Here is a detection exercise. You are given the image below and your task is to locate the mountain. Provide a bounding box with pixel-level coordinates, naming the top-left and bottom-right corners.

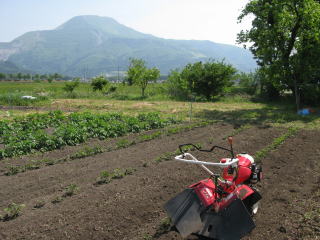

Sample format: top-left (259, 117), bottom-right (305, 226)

top-left (0, 15), bottom-right (256, 76)
top-left (0, 60), bottom-right (31, 74)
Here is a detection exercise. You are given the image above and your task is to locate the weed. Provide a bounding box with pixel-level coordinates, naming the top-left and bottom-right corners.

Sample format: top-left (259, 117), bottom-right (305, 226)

top-left (62, 184), bottom-right (80, 197)
top-left (1, 203), bottom-right (25, 221)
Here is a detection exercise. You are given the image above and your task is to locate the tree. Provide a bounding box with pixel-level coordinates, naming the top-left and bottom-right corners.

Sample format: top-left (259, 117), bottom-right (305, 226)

top-left (237, 0), bottom-right (320, 109)
top-left (63, 78), bottom-right (80, 94)
top-left (47, 75), bottom-right (54, 83)
top-left (180, 60), bottom-right (237, 100)
top-left (0, 73), bottom-right (6, 81)
top-left (33, 74), bottom-right (40, 82)
top-left (91, 75), bottom-right (109, 91)
top-left (40, 74), bottom-right (47, 81)
top-left (127, 58), bottom-right (160, 97)
top-left (237, 72), bottom-right (258, 95)
top-left (166, 69), bottom-right (191, 100)
top-left (53, 73), bottom-right (62, 81)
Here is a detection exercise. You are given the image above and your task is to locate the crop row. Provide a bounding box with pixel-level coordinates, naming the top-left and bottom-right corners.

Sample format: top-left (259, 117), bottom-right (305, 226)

top-left (4, 120), bottom-right (214, 176)
top-left (0, 111), bottom-right (178, 159)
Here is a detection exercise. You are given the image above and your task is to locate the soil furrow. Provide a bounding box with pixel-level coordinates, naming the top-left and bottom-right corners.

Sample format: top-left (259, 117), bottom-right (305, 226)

top-left (0, 125), bottom-right (284, 240)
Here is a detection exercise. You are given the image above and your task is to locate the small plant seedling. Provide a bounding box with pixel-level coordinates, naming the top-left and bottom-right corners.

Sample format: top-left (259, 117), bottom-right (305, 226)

top-left (1, 203), bottom-right (25, 221)
top-left (95, 168), bottom-right (136, 185)
top-left (63, 184), bottom-right (80, 197)
top-left (96, 171), bottom-right (112, 185)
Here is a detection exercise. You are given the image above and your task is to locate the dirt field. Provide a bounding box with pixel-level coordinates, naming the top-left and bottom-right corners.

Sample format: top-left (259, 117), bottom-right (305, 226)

top-left (0, 122), bottom-right (319, 240)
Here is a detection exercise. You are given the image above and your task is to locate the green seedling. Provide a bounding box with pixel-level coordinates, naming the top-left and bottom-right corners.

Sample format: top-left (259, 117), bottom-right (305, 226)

top-left (62, 184), bottom-right (80, 197)
top-left (1, 203), bottom-right (25, 221)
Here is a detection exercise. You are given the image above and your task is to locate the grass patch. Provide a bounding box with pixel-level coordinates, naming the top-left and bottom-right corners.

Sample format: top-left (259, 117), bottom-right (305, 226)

top-left (0, 93), bottom-right (49, 106)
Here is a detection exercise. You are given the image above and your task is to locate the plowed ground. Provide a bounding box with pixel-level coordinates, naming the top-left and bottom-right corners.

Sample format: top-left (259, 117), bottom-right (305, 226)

top-left (0, 123), bottom-right (319, 240)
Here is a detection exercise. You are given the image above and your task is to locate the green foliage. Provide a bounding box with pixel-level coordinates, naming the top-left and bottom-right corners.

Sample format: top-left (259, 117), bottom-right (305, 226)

top-left (166, 69), bottom-right (191, 100)
top-left (95, 168), bottom-right (136, 185)
top-left (127, 58), bottom-right (160, 97)
top-left (0, 93), bottom-right (48, 106)
top-left (63, 78), bottom-right (80, 93)
top-left (255, 127), bottom-right (299, 162)
top-left (238, 0), bottom-right (320, 108)
top-left (0, 73), bottom-right (6, 81)
top-left (1, 203), bottom-right (25, 221)
top-left (237, 72), bottom-right (258, 95)
top-left (0, 111), bottom-right (176, 159)
top-left (167, 61), bottom-right (237, 100)
top-left (63, 184), bottom-right (80, 197)
top-left (91, 75), bottom-right (109, 92)
top-left (70, 146), bottom-right (103, 159)
top-left (116, 139), bottom-right (135, 149)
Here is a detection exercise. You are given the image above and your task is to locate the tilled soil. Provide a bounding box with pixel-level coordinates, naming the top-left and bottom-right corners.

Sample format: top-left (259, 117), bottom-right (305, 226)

top-left (0, 123), bottom-right (318, 240)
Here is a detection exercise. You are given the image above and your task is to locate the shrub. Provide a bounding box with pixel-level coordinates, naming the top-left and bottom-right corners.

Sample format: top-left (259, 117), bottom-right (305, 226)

top-left (91, 76), bottom-right (109, 92)
top-left (63, 78), bottom-right (80, 93)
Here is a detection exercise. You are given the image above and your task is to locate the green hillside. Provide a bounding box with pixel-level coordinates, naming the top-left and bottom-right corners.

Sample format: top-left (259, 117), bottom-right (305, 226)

top-left (0, 15), bottom-right (256, 76)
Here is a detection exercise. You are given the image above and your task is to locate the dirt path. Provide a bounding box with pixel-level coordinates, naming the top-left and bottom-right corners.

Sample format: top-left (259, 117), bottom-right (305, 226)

top-left (0, 124), bottom-right (311, 240)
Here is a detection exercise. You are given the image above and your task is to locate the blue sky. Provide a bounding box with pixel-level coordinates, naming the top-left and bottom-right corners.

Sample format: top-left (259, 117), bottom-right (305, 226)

top-left (0, 0), bottom-right (251, 45)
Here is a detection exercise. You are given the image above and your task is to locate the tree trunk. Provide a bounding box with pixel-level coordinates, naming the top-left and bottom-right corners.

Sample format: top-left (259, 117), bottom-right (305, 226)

top-left (293, 76), bottom-right (300, 112)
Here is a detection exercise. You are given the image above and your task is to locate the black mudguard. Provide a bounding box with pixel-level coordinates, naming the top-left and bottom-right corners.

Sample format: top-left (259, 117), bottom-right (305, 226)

top-left (164, 189), bottom-right (204, 238)
top-left (165, 190), bottom-right (256, 240)
top-left (199, 198), bottom-right (255, 240)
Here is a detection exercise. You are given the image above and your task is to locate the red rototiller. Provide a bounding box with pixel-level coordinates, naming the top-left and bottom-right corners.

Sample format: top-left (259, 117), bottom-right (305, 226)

top-left (165, 137), bottom-right (263, 240)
